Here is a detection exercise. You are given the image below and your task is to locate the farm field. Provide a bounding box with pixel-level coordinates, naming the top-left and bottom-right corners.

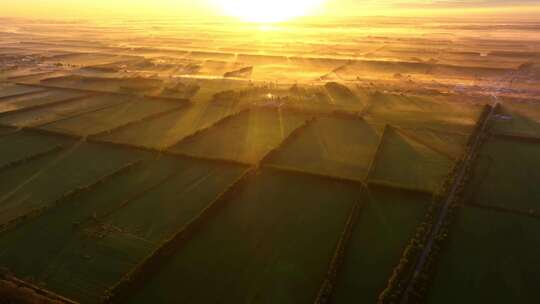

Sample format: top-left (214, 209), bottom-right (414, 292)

top-left (427, 206), bottom-right (540, 304)
top-left (332, 187), bottom-right (431, 303)
top-left (169, 108), bottom-right (310, 163)
top-left (40, 98), bottom-right (182, 136)
top-left (491, 102), bottom-right (540, 137)
top-left (265, 116), bottom-right (384, 181)
top-left (0, 94), bottom-right (129, 128)
top-left (97, 103), bottom-right (240, 149)
top-left (464, 137), bottom-right (540, 212)
top-left (0, 156), bottom-right (246, 303)
top-left (368, 127), bottom-right (454, 193)
top-left (124, 168), bottom-right (362, 304)
top-left (0, 89), bottom-right (87, 114)
top-left (0, 141), bottom-right (148, 225)
top-left (0, 130), bottom-right (73, 168)
top-left (0, 14), bottom-right (539, 304)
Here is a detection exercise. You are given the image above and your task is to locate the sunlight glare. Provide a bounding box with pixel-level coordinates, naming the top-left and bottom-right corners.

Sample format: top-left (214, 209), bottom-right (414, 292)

top-left (213, 0), bottom-right (325, 23)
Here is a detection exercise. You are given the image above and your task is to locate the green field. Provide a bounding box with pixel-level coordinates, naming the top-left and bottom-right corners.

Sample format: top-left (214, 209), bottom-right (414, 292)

top-left (464, 137), bottom-right (540, 211)
top-left (0, 94), bottom-right (128, 128)
top-left (97, 103), bottom-right (239, 149)
top-left (397, 128), bottom-right (469, 160)
top-left (124, 169), bottom-right (362, 304)
top-left (369, 127), bottom-right (453, 193)
top-left (0, 89), bottom-right (86, 114)
top-left (0, 142), bottom-right (147, 225)
top-left (427, 207), bottom-right (540, 304)
top-left (0, 156), bottom-right (246, 303)
top-left (40, 98), bottom-right (181, 136)
top-left (491, 102), bottom-right (540, 137)
top-left (333, 187), bottom-right (430, 303)
top-left (169, 108), bottom-right (310, 163)
top-left (365, 94), bottom-right (482, 133)
top-left (0, 130), bottom-right (73, 168)
top-left (265, 116), bottom-right (383, 181)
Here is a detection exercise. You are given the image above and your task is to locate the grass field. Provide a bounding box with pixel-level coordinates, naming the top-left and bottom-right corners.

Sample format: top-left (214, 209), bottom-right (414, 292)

top-left (369, 127), bottom-right (453, 193)
top-left (169, 108), bottom-right (310, 163)
top-left (0, 94), bottom-right (128, 128)
top-left (0, 130), bottom-right (73, 168)
top-left (124, 169), bottom-right (362, 304)
top-left (97, 103), bottom-right (239, 149)
top-left (265, 116), bottom-right (383, 181)
top-left (333, 187), bottom-right (431, 303)
top-left (0, 89), bottom-right (86, 114)
top-left (427, 207), bottom-right (540, 304)
top-left (464, 137), bottom-right (540, 211)
top-left (0, 142), bottom-right (148, 225)
top-left (40, 98), bottom-right (180, 136)
top-left (365, 94), bottom-right (483, 133)
top-left (491, 102), bottom-right (540, 137)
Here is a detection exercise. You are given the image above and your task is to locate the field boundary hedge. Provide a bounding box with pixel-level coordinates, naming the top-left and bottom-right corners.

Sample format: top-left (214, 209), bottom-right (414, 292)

top-left (0, 93), bottom-right (97, 118)
top-left (365, 124), bottom-right (389, 181)
top-left (489, 132), bottom-right (540, 144)
top-left (0, 144), bottom-right (64, 172)
top-left (260, 117), bottom-right (317, 165)
top-left (467, 202), bottom-right (540, 220)
top-left (90, 103), bottom-right (190, 138)
top-left (165, 108), bottom-right (250, 150)
top-left (103, 167), bottom-right (256, 303)
top-left (315, 199), bottom-right (364, 304)
top-left (395, 127), bottom-right (457, 160)
top-left (0, 272), bottom-right (78, 304)
top-left (263, 164), bottom-right (365, 187)
top-left (0, 88), bottom-right (48, 101)
top-left (367, 180), bottom-right (434, 197)
top-left (0, 160), bottom-right (144, 236)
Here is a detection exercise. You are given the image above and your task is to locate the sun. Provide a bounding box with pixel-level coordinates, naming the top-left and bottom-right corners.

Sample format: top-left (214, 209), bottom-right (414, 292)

top-left (213, 0), bottom-right (325, 23)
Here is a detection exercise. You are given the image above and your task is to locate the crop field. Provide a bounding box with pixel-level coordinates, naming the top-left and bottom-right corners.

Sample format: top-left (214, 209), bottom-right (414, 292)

top-left (265, 116), bottom-right (384, 181)
top-left (368, 127), bottom-right (454, 193)
top-left (332, 187), bottom-right (431, 303)
top-left (40, 98), bottom-right (182, 136)
top-left (491, 102), bottom-right (540, 137)
top-left (0, 156), bottom-right (246, 303)
top-left (427, 206), bottom-right (540, 304)
top-left (0, 94), bottom-right (129, 128)
top-left (96, 103), bottom-right (240, 149)
top-left (124, 168), bottom-right (361, 304)
top-left (169, 108), bottom-right (310, 163)
top-left (463, 137), bottom-right (540, 212)
top-left (0, 130), bottom-right (73, 168)
top-left (0, 15), bottom-right (539, 304)
top-left (0, 89), bottom-right (87, 114)
top-left (0, 141), bottom-right (148, 225)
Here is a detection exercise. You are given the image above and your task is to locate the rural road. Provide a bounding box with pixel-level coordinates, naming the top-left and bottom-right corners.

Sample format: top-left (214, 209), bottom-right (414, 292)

top-left (400, 102), bottom-right (498, 304)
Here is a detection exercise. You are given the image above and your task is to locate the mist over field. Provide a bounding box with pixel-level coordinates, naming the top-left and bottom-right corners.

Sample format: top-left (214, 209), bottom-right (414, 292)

top-left (0, 1), bottom-right (539, 303)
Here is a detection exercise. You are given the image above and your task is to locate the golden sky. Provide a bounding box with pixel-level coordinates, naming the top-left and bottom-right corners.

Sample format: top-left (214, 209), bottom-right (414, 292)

top-left (2, 0), bottom-right (540, 19)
